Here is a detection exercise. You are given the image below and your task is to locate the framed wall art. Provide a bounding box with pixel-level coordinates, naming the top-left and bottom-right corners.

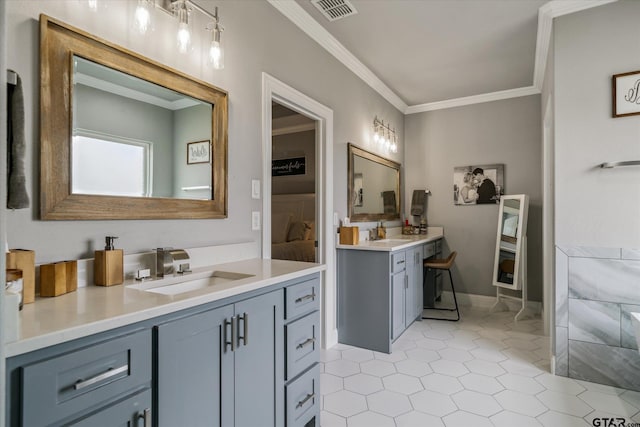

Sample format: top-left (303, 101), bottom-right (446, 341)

top-left (453, 164), bottom-right (504, 206)
top-left (613, 70), bottom-right (640, 118)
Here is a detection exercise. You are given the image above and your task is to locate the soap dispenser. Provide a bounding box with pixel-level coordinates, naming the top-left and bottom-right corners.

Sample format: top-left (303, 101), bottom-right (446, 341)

top-left (94, 236), bottom-right (124, 286)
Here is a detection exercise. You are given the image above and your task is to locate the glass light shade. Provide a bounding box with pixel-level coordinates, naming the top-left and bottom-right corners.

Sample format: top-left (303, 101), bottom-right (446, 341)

top-left (177, 21), bottom-right (191, 53)
top-left (87, 0), bottom-right (98, 11)
top-left (134, 0), bottom-right (152, 35)
top-left (209, 39), bottom-right (224, 69)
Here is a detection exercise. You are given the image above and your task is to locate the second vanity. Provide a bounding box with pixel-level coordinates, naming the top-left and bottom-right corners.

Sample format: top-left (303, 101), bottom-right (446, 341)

top-left (5, 256), bottom-right (324, 427)
top-left (337, 227), bottom-right (444, 353)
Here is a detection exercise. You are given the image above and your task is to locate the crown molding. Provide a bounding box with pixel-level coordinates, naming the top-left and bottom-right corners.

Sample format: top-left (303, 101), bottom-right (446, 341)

top-left (267, 0), bottom-right (408, 112)
top-left (533, 0), bottom-right (618, 90)
top-left (268, 0), bottom-right (618, 114)
top-left (405, 86), bottom-right (540, 114)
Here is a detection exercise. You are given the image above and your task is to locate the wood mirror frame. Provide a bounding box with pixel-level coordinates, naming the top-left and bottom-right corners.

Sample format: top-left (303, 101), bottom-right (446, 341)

top-left (347, 143), bottom-right (401, 222)
top-left (40, 15), bottom-right (228, 220)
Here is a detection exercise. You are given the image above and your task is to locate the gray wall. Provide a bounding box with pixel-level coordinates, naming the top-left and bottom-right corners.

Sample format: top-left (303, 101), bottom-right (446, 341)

top-left (553, 0), bottom-right (640, 388)
top-left (5, 1), bottom-right (403, 263)
top-left (555, 0), bottom-right (640, 248)
top-left (272, 130), bottom-right (316, 195)
top-left (404, 96), bottom-right (542, 301)
top-left (173, 104), bottom-right (212, 198)
top-left (75, 85), bottom-right (174, 197)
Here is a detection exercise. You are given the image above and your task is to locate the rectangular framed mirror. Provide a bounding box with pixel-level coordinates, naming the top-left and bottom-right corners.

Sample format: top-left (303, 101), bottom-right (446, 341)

top-left (347, 143), bottom-right (401, 222)
top-left (40, 15), bottom-right (228, 220)
top-left (492, 194), bottom-right (529, 290)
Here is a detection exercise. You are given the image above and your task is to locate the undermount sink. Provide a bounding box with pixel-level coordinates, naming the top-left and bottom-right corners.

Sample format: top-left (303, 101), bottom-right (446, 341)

top-left (127, 270), bottom-right (255, 296)
top-left (631, 312), bottom-right (640, 351)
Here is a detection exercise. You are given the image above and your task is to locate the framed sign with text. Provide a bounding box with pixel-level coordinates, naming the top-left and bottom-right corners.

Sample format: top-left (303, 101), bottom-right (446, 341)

top-left (613, 70), bottom-right (640, 118)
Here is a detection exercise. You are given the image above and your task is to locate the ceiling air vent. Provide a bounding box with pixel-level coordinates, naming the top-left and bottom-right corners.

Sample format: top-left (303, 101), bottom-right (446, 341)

top-left (311, 0), bottom-right (358, 22)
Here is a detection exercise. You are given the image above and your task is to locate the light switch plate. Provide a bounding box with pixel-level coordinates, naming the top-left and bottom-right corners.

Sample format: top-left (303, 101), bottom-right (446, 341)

top-left (251, 180), bottom-right (261, 199)
top-left (333, 212), bottom-right (339, 226)
top-left (252, 211), bottom-right (261, 230)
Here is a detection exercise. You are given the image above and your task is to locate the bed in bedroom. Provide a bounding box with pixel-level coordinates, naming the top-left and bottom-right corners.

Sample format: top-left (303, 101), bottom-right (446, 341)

top-left (271, 193), bottom-right (316, 262)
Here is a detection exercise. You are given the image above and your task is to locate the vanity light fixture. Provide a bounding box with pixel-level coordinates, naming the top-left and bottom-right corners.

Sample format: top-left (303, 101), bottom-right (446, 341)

top-left (373, 117), bottom-right (398, 154)
top-left (132, 0), bottom-right (225, 67)
top-left (134, 0), bottom-right (154, 35)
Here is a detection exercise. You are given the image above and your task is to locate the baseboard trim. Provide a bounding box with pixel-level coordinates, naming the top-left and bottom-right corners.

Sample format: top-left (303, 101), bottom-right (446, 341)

top-left (441, 290), bottom-right (542, 314)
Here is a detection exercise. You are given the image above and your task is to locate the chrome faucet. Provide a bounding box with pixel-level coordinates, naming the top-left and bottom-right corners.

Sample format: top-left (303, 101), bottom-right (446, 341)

top-left (156, 248), bottom-right (191, 278)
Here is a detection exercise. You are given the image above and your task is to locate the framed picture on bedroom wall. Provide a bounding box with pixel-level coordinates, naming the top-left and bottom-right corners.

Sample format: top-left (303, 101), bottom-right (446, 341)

top-left (453, 164), bottom-right (504, 205)
top-left (272, 157), bottom-right (306, 177)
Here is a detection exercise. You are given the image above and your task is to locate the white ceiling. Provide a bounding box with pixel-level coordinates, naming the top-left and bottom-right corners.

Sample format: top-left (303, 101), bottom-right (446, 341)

top-left (271, 0), bottom-right (618, 113)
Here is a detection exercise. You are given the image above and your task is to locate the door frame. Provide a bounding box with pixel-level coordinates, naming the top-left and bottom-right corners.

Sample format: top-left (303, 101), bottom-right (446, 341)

top-left (261, 73), bottom-right (337, 348)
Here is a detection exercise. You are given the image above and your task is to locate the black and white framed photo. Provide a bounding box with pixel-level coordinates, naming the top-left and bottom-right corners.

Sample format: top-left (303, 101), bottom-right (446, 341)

top-left (186, 140), bottom-right (211, 164)
top-left (613, 70), bottom-right (640, 118)
top-left (453, 164), bottom-right (504, 205)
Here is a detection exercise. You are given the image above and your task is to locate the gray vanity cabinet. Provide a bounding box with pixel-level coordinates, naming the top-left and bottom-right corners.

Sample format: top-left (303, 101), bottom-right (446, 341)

top-left (155, 304), bottom-right (234, 427)
top-left (338, 244), bottom-right (427, 353)
top-left (406, 246), bottom-right (424, 326)
top-left (155, 290), bottom-right (284, 427)
top-left (6, 272), bottom-right (320, 427)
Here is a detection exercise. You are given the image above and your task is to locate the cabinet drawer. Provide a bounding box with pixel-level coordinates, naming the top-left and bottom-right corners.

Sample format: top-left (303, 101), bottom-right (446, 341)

top-left (70, 388), bottom-right (151, 427)
top-left (286, 364), bottom-right (320, 427)
top-left (423, 242), bottom-right (435, 259)
top-left (22, 329), bottom-right (151, 427)
top-left (286, 311), bottom-right (320, 381)
top-left (391, 251), bottom-right (406, 273)
top-left (435, 239), bottom-right (442, 253)
top-left (285, 276), bottom-right (320, 320)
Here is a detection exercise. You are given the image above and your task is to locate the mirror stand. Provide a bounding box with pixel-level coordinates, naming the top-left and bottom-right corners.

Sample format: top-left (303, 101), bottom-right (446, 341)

top-left (490, 194), bottom-right (531, 322)
top-left (491, 235), bottom-right (530, 321)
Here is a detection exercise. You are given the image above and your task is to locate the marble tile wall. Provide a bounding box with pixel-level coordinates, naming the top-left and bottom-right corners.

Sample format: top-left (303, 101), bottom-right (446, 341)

top-left (555, 246), bottom-right (640, 391)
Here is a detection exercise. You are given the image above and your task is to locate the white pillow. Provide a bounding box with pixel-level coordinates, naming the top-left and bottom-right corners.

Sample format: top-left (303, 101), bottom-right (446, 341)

top-left (272, 213), bottom-right (292, 244)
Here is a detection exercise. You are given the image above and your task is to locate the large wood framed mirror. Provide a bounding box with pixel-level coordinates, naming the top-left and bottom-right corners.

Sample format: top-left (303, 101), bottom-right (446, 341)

top-left (347, 143), bottom-right (401, 222)
top-left (40, 15), bottom-right (228, 220)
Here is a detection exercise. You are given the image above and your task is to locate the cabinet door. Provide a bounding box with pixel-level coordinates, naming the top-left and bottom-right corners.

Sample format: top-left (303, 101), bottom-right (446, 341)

top-left (156, 304), bottom-right (234, 427)
top-left (413, 248), bottom-right (424, 321)
top-left (70, 389), bottom-right (151, 427)
top-left (392, 271), bottom-right (405, 340)
top-left (234, 290), bottom-right (284, 427)
top-left (405, 250), bottom-right (416, 327)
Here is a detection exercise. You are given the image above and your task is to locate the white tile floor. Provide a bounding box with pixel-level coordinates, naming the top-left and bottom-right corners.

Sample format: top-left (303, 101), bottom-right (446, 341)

top-left (320, 307), bottom-right (640, 427)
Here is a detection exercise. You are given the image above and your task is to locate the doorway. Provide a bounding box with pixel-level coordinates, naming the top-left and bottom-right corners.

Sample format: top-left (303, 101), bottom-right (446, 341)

top-left (261, 73), bottom-right (336, 349)
top-left (270, 102), bottom-right (317, 263)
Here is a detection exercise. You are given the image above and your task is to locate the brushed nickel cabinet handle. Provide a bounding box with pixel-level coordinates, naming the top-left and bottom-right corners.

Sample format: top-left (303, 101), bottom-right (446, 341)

top-left (74, 365), bottom-right (128, 390)
top-left (138, 408), bottom-right (151, 427)
top-left (296, 392), bottom-right (315, 409)
top-left (295, 292), bottom-right (316, 304)
top-left (238, 312), bottom-right (248, 346)
top-left (224, 317), bottom-right (237, 352)
top-left (296, 337), bottom-right (316, 350)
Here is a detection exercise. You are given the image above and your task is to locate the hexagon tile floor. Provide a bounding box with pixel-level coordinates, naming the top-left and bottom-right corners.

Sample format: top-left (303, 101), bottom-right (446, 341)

top-left (320, 307), bottom-right (640, 427)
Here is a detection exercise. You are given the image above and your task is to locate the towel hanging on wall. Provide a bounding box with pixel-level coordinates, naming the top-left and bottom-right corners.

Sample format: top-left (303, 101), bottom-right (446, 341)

top-left (410, 189), bottom-right (426, 216)
top-left (7, 70), bottom-right (30, 209)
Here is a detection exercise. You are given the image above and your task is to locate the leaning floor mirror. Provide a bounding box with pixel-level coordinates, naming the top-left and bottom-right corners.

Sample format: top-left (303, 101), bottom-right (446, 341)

top-left (491, 194), bottom-right (529, 320)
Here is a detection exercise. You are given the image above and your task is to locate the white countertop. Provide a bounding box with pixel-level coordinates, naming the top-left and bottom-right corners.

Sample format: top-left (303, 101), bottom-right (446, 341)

top-left (336, 227), bottom-right (444, 252)
top-left (6, 258), bottom-right (324, 358)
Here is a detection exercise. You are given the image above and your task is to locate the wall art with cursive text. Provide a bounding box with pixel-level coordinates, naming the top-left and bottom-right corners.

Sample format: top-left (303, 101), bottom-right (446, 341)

top-left (186, 140), bottom-right (211, 164)
top-left (613, 70), bottom-right (640, 118)
top-left (272, 157), bottom-right (306, 177)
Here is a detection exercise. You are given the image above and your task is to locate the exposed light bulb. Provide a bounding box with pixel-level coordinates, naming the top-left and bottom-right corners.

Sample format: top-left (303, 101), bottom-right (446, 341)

top-left (177, 22), bottom-right (191, 53)
top-left (373, 131), bottom-right (379, 143)
top-left (208, 23), bottom-right (224, 69)
top-left (135, 0), bottom-right (152, 35)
